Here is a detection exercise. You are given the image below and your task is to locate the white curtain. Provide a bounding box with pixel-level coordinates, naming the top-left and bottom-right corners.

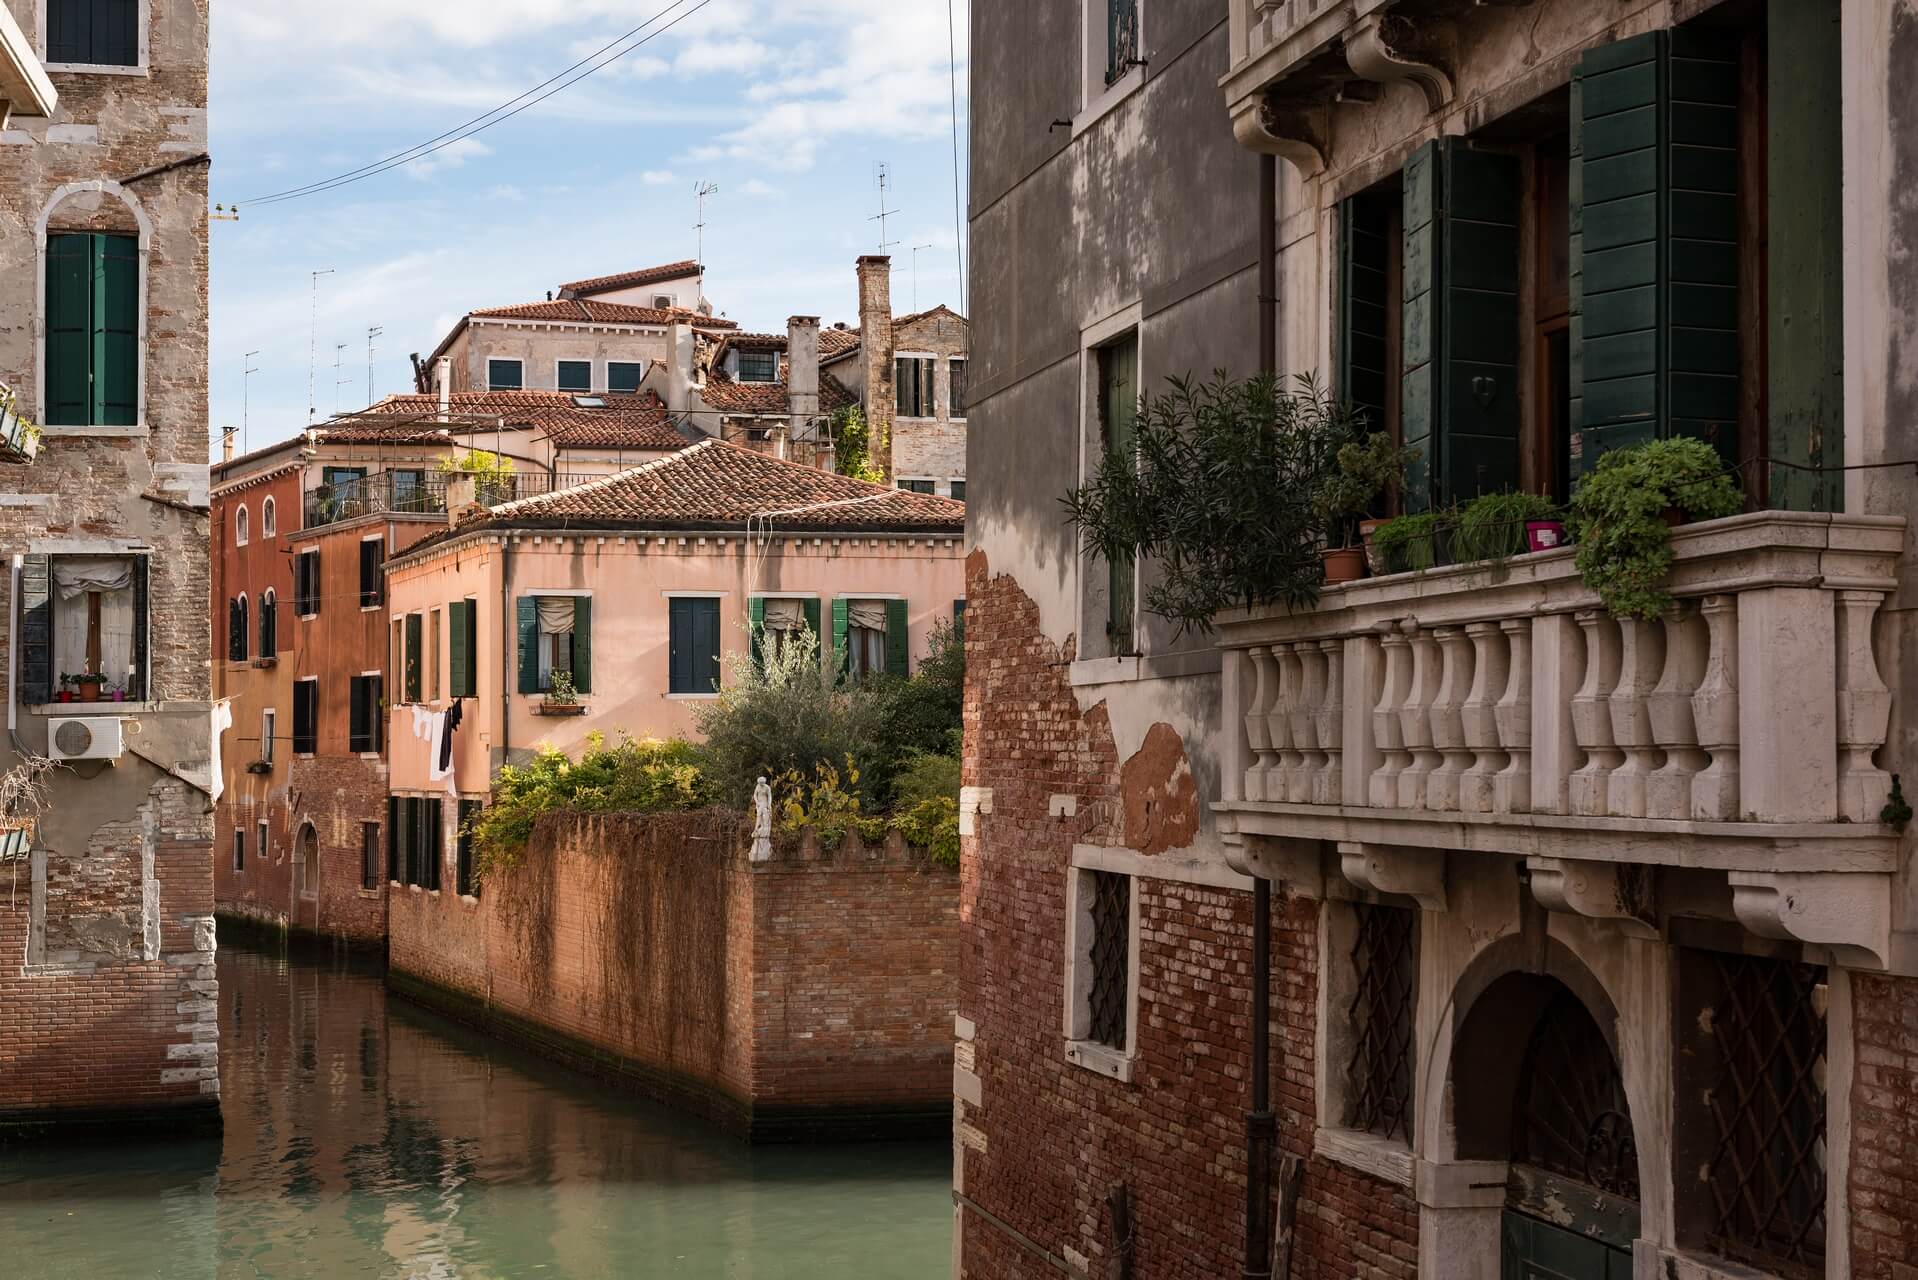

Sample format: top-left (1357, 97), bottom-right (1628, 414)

top-left (52, 556), bottom-right (135, 684)
top-left (763, 598), bottom-right (805, 631)
top-left (537, 597), bottom-right (576, 634)
top-left (536, 597), bottom-right (576, 687)
top-left (848, 601), bottom-right (888, 631)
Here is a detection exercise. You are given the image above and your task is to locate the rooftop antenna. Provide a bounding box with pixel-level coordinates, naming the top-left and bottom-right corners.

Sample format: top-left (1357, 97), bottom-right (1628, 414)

top-left (333, 341), bottom-right (349, 415)
top-left (694, 181), bottom-right (719, 265)
top-left (366, 325), bottom-right (384, 407)
top-left (869, 162), bottom-right (899, 253)
top-left (242, 350), bottom-right (260, 454)
top-left (306, 268), bottom-right (335, 424)
top-left (910, 242), bottom-right (935, 312)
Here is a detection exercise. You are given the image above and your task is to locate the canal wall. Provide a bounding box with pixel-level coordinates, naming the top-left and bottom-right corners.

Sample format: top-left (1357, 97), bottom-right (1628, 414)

top-left (384, 808), bottom-right (958, 1141)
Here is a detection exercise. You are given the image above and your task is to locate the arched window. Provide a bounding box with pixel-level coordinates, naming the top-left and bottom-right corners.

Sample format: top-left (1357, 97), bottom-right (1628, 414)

top-left (259, 589), bottom-right (277, 659)
top-left (228, 594), bottom-right (249, 662)
top-left (261, 497), bottom-right (276, 538)
top-left (298, 824), bottom-right (320, 900)
top-left (235, 505), bottom-right (249, 546)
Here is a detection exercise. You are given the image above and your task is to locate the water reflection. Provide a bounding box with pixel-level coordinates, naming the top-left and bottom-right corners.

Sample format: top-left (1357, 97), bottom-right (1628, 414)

top-left (0, 946), bottom-right (950, 1279)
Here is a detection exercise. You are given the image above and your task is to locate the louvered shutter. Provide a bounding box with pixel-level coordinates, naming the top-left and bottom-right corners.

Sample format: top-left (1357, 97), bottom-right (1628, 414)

top-left (18, 555), bottom-right (50, 704)
top-left (1400, 142), bottom-right (1439, 512)
top-left (748, 597), bottom-right (766, 674)
top-left (571, 597), bottom-right (592, 694)
top-left (404, 613), bottom-right (422, 703)
top-left (95, 235), bottom-right (138, 426)
top-left (516, 597), bottom-right (538, 694)
top-left (387, 795), bottom-right (401, 883)
top-left (802, 598), bottom-right (821, 642)
top-left (831, 598), bottom-right (850, 680)
top-left (1339, 195), bottom-right (1391, 430)
top-left (45, 235), bottom-right (91, 426)
top-left (349, 676), bottom-right (368, 751)
top-left (448, 600), bottom-right (471, 698)
top-left (953, 599), bottom-right (966, 647)
top-left (48, 0), bottom-right (88, 63)
top-left (130, 556), bottom-right (148, 699)
top-left (885, 599), bottom-right (909, 677)
top-left (1573, 30), bottom-right (1740, 478)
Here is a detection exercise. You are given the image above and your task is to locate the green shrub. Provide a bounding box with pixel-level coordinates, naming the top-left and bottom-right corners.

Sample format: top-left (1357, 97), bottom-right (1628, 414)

top-left (1450, 491), bottom-right (1562, 564)
top-left (1570, 438), bottom-right (1742, 619)
top-left (892, 796), bottom-right (960, 868)
top-left (863, 622), bottom-right (964, 802)
top-left (1372, 512), bottom-right (1440, 573)
top-left (890, 748), bottom-right (961, 807)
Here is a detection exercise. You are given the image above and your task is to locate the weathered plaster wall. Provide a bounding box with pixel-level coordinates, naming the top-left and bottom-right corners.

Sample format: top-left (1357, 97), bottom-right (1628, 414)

top-left (448, 321), bottom-right (673, 395)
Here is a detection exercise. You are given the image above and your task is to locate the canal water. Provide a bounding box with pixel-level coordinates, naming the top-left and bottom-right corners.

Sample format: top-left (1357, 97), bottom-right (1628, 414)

top-left (0, 945), bottom-right (952, 1279)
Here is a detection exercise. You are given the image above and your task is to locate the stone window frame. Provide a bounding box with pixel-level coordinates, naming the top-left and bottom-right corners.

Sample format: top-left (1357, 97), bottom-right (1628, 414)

top-left (256, 817), bottom-right (270, 866)
top-left (1312, 892), bottom-right (1420, 1188)
top-left (486, 357), bottom-right (523, 392)
top-left (261, 496), bottom-right (276, 539)
top-left (36, 180), bottom-right (153, 438)
top-left (1072, 301), bottom-right (1143, 670)
top-left (234, 504), bottom-right (248, 547)
top-left (1075, 0), bottom-right (1145, 139)
top-left (1063, 845), bottom-right (1142, 1084)
top-left (231, 826), bottom-right (244, 873)
top-left (40, 0), bottom-right (152, 76)
top-left (296, 821), bottom-right (318, 901)
top-left (260, 706), bottom-right (274, 768)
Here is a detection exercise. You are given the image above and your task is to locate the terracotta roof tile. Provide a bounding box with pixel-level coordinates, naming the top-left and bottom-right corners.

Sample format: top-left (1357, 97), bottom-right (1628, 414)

top-left (557, 260), bottom-right (701, 297)
top-left (468, 298), bottom-right (737, 329)
top-left (818, 327), bottom-right (861, 358)
top-left (357, 390), bottom-right (692, 451)
top-left (478, 438), bottom-right (965, 532)
top-left (700, 369), bottom-right (856, 416)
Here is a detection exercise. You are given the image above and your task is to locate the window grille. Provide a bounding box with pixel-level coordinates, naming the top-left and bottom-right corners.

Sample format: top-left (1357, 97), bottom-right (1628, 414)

top-left (1516, 991), bottom-right (1638, 1198)
top-left (1704, 954), bottom-right (1827, 1275)
top-left (1345, 902), bottom-right (1416, 1142)
top-left (1086, 870), bottom-right (1130, 1049)
top-left (738, 351), bottom-right (777, 382)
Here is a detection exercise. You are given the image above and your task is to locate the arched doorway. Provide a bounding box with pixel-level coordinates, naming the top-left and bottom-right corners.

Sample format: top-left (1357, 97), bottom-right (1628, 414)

top-left (297, 823), bottom-right (319, 901)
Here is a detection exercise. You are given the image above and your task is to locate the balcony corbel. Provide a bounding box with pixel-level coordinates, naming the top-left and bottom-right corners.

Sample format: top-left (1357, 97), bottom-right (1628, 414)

top-left (1344, 15), bottom-right (1454, 114)
top-left (1339, 840), bottom-right (1446, 910)
top-left (1230, 90), bottom-right (1330, 178)
top-left (1228, 833), bottom-right (1326, 895)
top-left (1728, 871), bottom-right (1891, 970)
top-left (1525, 857), bottom-right (1657, 940)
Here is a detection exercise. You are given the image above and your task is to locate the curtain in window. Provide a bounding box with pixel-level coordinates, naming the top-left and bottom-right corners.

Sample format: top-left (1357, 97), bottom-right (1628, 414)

top-left (52, 556), bottom-right (135, 680)
top-left (537, 597), bottom-right (576, 687)
top-left (847, 600), bottom-right (888, 678)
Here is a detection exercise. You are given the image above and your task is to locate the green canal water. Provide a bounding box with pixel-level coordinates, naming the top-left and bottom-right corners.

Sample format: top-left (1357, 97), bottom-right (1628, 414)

top-left (0, 946), bottom-right (952, 1279)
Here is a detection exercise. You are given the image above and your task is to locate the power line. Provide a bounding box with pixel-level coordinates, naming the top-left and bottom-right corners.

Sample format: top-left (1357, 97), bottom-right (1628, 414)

top-left (239, 0), bottom-right (713, 209)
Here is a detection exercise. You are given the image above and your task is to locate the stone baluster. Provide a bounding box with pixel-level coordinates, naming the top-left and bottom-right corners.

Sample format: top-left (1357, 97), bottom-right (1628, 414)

top-left (1221, 647), bottom-right (1247, 805)
top-left (1569, 610), bottom-right (1623, 817)
top-left (1371, 624), bottom-right (1411, 808)
top-left (1314, 639), bottom-right (1344, 805)
top-left (1836, 589), bottom-right (1893, 823)
top-left (1606, 615), bottom-right (1666, 818)
top-left (1398, 624), bottom-right (1443, 809)
top-left (1271, 644), bottom-right (1304, 802)
top-left (1459, 622), bottom-right (1509, 815)
top-left (1646, 604), bottom-right (1708, 820)
top-left (1426, 626), bottom-right (1474, 811)
top-left (1494, 618), bottom-right (1534, 814)
top-left (1244, 646), bottom-right (1279, 802)
top-left (1691, 595), bottom-right (1741, 821)
top-left (1290, 644), bottom-right (1326, 804)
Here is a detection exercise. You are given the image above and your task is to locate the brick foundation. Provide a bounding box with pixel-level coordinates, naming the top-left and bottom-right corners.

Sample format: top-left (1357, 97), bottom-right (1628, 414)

top-left (1849, 972), bottom-right (1918, 1279)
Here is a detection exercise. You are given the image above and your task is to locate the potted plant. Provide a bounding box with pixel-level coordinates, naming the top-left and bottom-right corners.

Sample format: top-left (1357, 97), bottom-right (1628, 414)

top-left (1371, 512), bottom-right (1441, 574)
top-left (106, 680), bottom-right (127, 703)
top-left (1315, 431), bottom-right (1418, 584)
top-left (1451, 491), bottom-right (1564, 564)
top-left (73, 670), bottom-right (103, 702)
top-left (539, 669), bottom-right (587, 716)
top-left (55, 673), bottom-right (75, 704)
top-left (1570, 437), bottom-right (1742, 619)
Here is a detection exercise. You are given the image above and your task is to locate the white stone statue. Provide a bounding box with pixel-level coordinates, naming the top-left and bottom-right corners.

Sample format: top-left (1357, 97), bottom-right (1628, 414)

top-left (751, 776), bottom-right (773, 862)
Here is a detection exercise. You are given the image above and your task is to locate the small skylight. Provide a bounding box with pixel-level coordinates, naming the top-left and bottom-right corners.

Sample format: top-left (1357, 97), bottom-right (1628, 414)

top-left (571, 396), bottom-right (607, 409)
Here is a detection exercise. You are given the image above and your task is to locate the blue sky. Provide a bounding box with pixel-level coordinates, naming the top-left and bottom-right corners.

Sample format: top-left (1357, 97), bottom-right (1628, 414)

top-left (209, 0), bottom-right (970, 460)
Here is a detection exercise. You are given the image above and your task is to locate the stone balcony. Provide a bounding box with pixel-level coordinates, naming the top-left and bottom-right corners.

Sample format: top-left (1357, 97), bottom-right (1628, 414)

top-left (1215, 512), bottom-right (1909, 967)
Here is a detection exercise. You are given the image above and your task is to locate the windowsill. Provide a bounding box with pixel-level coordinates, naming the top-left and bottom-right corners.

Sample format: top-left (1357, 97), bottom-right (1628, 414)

top-left (1314, 1127), bottom-right (1415, 1188)
top-left (664, 692), bottom-right (719, 701)
top-left (361, 604), bottom-right (382, 613)
top-left (459, 894), bottom-right (480, 907)
top-left (47, 62), bottom-right (149, 78)
top-left (1064, 1039), bottom-right (1135, 1083)
top-left (1073, 64), bottom-right (1145, 140)
top-left (357, 888), bottom-right (381, 899)
top-left (298, 892), bottom-right (317, 902)
top-left (357, 752), bottom-right (381, 761)
top-left (1068, 648), bottom-right (1221, 688)
top-left (40, 423), bottom-right (149, 438)
top-left (33, 701), bottom-right (154, 716)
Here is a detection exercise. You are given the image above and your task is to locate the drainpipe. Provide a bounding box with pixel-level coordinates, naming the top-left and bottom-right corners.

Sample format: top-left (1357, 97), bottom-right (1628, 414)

top-left (499, 540), bottom-right (512, 772)
top-left (1244, 150), bottom-right (1278, 1280)
top-left (9, 555), bottom-right (26, 757)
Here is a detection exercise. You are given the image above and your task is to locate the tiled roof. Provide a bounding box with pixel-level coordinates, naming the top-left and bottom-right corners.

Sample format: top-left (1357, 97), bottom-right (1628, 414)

top-left (557, 260), bottom-right (701, 297)
top-left (469, 298), bottom-right (737, 329)
top-left (818, 327), bottom-right (861, 358)
top-left (357, 390), bottom-right (693, 451)
top-left (477, 438), bottom-right (965, 532)
top-left (700, 369), bottom-right (856, 416)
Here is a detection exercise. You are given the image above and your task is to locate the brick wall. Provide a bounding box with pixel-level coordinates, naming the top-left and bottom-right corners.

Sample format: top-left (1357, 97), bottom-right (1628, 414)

top-left (957, 551), bottom-right (1415, 1278)
top-left (1850, 972), bottom-right (1918, 1279)
top-left (386, 808), bottom-right (958, 1139)
top-left (216, 753), bottom-right (387, 945)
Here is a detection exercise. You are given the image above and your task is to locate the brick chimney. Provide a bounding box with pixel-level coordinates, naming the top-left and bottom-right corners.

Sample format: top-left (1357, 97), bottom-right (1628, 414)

top-left (787, 314), bottom-right (820, 455)
top-left (856, 255), bottom-right (895, 480)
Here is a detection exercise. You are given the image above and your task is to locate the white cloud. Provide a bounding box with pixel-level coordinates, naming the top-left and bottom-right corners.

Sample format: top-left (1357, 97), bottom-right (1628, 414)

top-left (642, 169), bottom-right (679, 186)
top-left (740, 178), bottom-right (779, 198)
top-left (488, 184), bottom-right (526, 202)
top-left (403, 137), bottom-right (492, 179)
top-left (675, 38), bottom-right (772, 76)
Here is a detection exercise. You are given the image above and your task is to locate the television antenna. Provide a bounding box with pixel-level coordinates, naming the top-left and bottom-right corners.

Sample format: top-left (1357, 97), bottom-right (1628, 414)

top-left (242, 350), bottom-right (260, 454)
top-left (910, 243), bottom-right (936, 312)
top-left (366, 326), bottom-right (384, 406)
top-left (694, 180), bottom-right (719, 265)
top-left (306, 268), bottom-right (335, 424)
top-left (868, 162), bottom-right (899, 252)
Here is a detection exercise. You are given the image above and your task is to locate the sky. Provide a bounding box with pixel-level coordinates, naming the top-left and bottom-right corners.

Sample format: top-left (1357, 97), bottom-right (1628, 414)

top-left (209, 0), bottom-right (970, 460)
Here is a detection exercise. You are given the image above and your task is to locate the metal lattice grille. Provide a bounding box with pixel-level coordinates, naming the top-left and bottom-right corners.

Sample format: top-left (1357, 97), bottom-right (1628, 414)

top-left (1705, 955), bottom-right (1828, 1275)
top-left (1517, 992), bottom-right (1639, 1199)
top-left (1345, 903), bottom-right (1416, 1142)
top-left (1087, 871), bottom-right (1131, 1049)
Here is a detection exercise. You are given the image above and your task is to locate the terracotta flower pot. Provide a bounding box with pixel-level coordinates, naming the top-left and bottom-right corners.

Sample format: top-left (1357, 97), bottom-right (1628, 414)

top-left (1359, 518), bottom-right (1389, 573)
top-left (1322, 545), bottom-right (1366, 584)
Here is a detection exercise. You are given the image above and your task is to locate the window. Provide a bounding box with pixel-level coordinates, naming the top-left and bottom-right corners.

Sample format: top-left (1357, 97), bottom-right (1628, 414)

top-left (46, 233), bottom-right (137, 426)
top-left (668, 596), bottom-right (721, 695)
top-left (953, 598), bottom-right (966, 645)
top-left (557, 360), bottom-right (592, 393)
top-left (748, 597), bottom-right (820, 668)
top-left (227, 595), bottom-right (248, 662)
top-left (258, 589), bottom-right (277, 659)
top-left (487, 359), bottom-right (523, 391)
top-left (21, 554), bottom-right (147, 703)
top-left (257, 820), bottom-right (270, 867)
top-left (608, 361), bottom-right (645, 394)
top-left (404, 613), bottom-right (423, 703)
top-left (359, 537), bottom-right (383, 608)
top-left (737, 350), bottom-right (777, 382)
top-left (949, 480), bottom-right (966, 503)
top-left (895, 356), bottom-right (935, 417)
top-left (349, 675), bottom-right (383, 753)
top-left (261, 497), bottom-right (276, 538)
top-left (232, 827), bottom-right (245, 872)
top-left (897, 479), bottom-right (935, 495)
top-left (234, 506), bottom-right (249, 546)
top-left (1098, 333), bottom-right (1139, 656)
top-left (449, 599), bottom-right (478, 698)
top-left (48, 0), bottom-right (140, 67)
top-left (1105, 0), bottom-right (1139, 85)
top-left (298, 825), bottom-right (318, 899)
top-left (293, 679), bottom-right (318, 754)
top-left (1066, 865), bottom-right (1136, 1077)
top-left (361, 822), bottom-right (381, 891)
top-left (1344, 902), bottom-right (1417, 1143)
top-left (949, 357), bottom-right (968, 417)
top-left (428, 609), bottom-right (441, 701)
top-left (456, 799), bottom-right (482, 898)
top-left (390, 469), bottom-right (430, 513)
top-left (296, 549), bottom-right (320, 617)
top-left (516, 596), bottom-right (592, 695)
top-left (835, 598), bottom-right (905, 683)
top-left (261, 708), bottom-right (275, 767)
top-left (387, 796), bottom-right (443, 889)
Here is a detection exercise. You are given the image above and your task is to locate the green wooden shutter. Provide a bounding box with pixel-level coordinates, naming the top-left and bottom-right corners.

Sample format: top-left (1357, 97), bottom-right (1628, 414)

top-left (571, 597), bottom-right (592, 694)
top-left (1569, 71), bottom-right (1586, 455)
top-left (802, 598), bottom-right (821, 640)
top-left (387, 795), bottom-right (401, 883)
top-left (516, 597), bottom-right (538, 694)
top-left (1440, 143), bottom-right (1522, 503)
top-left (404, 613), bottom-right (422, 703)
top-left (748, 596), bottom-right (766, 674)
top-left (953, 599), bottom-right (966, 646)
top-left (885, 599), bottom-right (909, 677)
top-left (448, 600), bottom-right (470, 698)
top-left (1339, 195), bottom-right (1391, 430)
top-left (1573, 30), bottom-right (1740, 478)
top-left (94, 0), bottom-right (139, 67)
top-left (95, 235), bottom-right (138, 426)
top-left (1101, 336), bottom-right (1138, 652)
top-left (45, 235), bottom-right (91, 426)
top-left (1400, 142), bottom-right (1439, 512)
top-left (668, 598), bottom-right (694, 693)
top-left (695, 598), bottom-right (719, 692)
top-left (831, 598), bottom-right (850, 680)
top-left (18, 554), bottom-right (50, 704)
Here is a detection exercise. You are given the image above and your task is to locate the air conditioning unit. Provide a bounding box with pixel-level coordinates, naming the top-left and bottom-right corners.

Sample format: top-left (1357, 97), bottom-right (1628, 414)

top-left (48, 716), bottom-right (125, 763)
